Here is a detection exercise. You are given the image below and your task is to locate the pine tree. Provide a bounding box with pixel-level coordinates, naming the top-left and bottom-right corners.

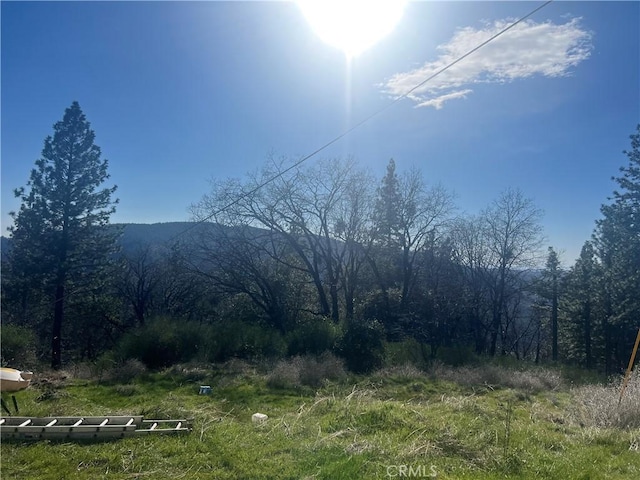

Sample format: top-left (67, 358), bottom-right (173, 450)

top-left (8, 102), bottom-right (118, 369)
top-left (369, 159), bottom-right (403, 333)
top-left (538, 247), bottom-right (562, 361)
top-left (594, 125), bottom-right (640, 372)
top-left (561, 241), bottom-right (602, 368)
top-left (373, 159), bottom-right (402, 247)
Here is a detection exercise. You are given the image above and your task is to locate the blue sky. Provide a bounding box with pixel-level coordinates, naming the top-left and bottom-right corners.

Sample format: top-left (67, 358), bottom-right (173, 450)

top-left (2, 1), bottom-right (638, 265)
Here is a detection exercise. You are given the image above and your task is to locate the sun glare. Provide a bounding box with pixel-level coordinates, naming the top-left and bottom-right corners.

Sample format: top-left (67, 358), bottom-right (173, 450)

top-left (297, 0), bottom-right (406, 59)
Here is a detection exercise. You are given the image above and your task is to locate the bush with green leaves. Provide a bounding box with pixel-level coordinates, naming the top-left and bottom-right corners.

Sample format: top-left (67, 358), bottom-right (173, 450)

top-left (286, 316), bottom-right (340, 356)
top-left (435, 345), bottom-right (480, 366)
top-left (115, 317), bottom-right (289, 368)
top-left (359, 288), bottom-right (404, 341)
top-left (338, 319), bottom-right (385, 374)
top-left (0, 323), bottom-right (38, 368)
top-left (116, 317), bottom-right (204, 369)
top-left (385, 338), bottom-right (430, 368)
top-left (204, 319), bottom-right (287, 362)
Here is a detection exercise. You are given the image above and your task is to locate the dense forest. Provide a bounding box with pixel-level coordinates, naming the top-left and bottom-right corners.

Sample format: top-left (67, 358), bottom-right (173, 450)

top-left (2, 102), bottom-right (639, 375)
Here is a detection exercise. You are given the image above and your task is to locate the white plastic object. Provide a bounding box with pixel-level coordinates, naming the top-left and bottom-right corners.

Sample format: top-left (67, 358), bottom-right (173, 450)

top-left (251, 413), bottom-right (268, 424)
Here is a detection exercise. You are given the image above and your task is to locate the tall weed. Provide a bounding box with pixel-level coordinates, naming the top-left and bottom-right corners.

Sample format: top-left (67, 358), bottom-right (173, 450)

top-left (267, 353), bottom-right (346, 389)
top-left (570, 370), bottom-right (640, 429)
top-left (428, 361), bottom-right (563, 393)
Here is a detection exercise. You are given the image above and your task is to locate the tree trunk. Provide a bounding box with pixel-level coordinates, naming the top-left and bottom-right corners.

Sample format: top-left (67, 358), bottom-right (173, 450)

top-left (329, 282), bottom-right (340, 323)
top-left (400, 246), bottom-right (411, 308)
top-left (489, 308), bottom-right (501, 356)
top-left (344, 283), bottom-right (355, 321)
top-left (51, 283), bottom-right (64, 370)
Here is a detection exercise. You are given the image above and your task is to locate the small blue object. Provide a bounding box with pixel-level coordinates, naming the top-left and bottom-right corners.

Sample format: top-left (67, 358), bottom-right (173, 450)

top-left (199, 385), bottom-right (212, 395)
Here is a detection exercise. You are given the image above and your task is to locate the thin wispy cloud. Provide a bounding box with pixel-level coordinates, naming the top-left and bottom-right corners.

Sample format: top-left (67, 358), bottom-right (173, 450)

top-left (383, 17), bottom-right (593, 109)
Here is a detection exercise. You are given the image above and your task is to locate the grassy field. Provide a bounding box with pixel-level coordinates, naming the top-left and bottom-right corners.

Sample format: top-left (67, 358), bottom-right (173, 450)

top-left (1, 358), bottom-right (639, 479)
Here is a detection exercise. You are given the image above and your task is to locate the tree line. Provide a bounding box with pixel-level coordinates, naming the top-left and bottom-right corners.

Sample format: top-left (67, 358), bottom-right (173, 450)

top-left (2, 102), bottom-right (639, 374)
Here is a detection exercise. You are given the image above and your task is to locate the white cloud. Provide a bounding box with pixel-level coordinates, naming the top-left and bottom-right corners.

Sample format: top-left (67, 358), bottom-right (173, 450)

top-left (383, 17), bottom-right (592, 109)
top-left (415, 89), bottom-right (473, 109)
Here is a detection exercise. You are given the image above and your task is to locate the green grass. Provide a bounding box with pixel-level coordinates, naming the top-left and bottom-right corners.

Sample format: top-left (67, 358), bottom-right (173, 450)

top-left (2, 361), bottom-right (639, 479)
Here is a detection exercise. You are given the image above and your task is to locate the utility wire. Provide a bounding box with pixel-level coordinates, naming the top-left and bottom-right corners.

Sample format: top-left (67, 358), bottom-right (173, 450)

top-left (172, 0), bottom-right (554, 241)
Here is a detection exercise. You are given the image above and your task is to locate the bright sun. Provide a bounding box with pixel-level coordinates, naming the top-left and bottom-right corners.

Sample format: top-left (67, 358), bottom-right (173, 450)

top-left (297, 0), bottom-right (407, 59)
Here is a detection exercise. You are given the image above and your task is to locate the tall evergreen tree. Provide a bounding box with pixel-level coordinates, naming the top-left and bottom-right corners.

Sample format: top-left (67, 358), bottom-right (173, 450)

top-left (594, 125), bottom-right (640, 372)
top-left (7, 102), bottom-right (118, 369)
top-left (560, 241), bottom-right (602, 368)
top-left (540, 247), bottom-right (562, 361)
top-left (373, 159), bottom-right (402, 247)
top-left (367, 159), bottom-right (403, 333)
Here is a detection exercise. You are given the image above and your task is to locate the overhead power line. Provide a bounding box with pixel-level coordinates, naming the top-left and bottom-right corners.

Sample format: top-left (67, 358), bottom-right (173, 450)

top-left (172, 0), bottom-right (554, 242)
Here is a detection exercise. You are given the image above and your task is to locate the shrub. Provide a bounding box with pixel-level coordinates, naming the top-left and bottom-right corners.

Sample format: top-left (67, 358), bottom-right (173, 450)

top-left (385, 339), bottom-right (430, 368)
top-left (359, 288), bottom-right (404, 341)
top-left (205, 320), bottom-right (287, 362)
top-left (164, 363), bottom-right (210, 382)
top-left (299, 351), bottom-right (346, 387)
top-left (373, 363), bottom-right (426, 381)
top-left (428, 362), bottom-right (563, 393)
top-left (0, 323), bottom-right (38, 368)
top-left (557, 364), bottom-right (606, 386)
top-left (112, 358), bottom-right (148, 382)
top-left (266, 358), bottom-right (300, 389)
top-left (116, 317), bottom-right (204, 369)
top-left (90, 354), bottom-right (147, 383)
top-left (267, 352), bottom-right (346, 389)
top-left (286, 317), bottom-right (340, 356)
top-left (66, 361), bottom-right (94, 380)
top-left (221, 358), bottom-right (255, 376)
top-left (338, 319), bottom-right (385, 374)
top-left (119, 317), bottom-right (289, 367)
top-left (570, 371), bottom-right (640, 429)
top-left (91, 352), bottom-right (119, 381)
top-left (435, 346), bottom-right (479, 366)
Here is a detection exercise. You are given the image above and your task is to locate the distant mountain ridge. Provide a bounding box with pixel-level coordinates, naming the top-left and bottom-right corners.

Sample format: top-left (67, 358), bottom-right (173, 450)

top-left (112, 222), bottom-right (206, 249)
top-left (0, 222), bottom-right (209, 257)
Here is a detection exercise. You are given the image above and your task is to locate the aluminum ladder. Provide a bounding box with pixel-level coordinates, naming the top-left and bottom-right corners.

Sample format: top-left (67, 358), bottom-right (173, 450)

top-left (0, 415), bottom-right (191, 441)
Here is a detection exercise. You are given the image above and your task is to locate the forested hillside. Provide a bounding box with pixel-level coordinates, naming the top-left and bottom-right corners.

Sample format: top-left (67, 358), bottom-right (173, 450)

top-left (2, 108), bottom-right (639, 375)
